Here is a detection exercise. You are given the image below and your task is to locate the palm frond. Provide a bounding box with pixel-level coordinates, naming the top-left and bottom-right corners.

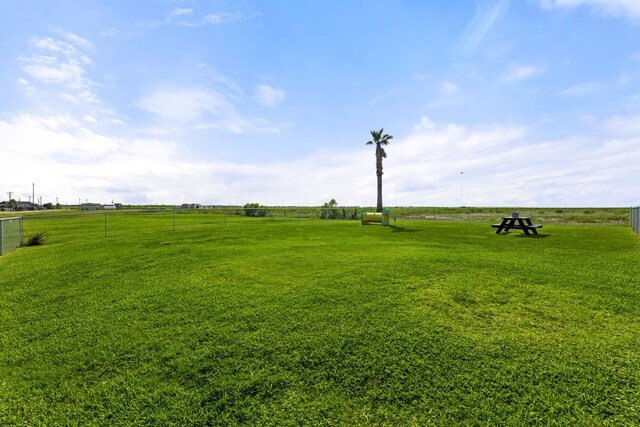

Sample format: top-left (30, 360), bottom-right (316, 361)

top-left (366, 128), bottom-right (392, 146)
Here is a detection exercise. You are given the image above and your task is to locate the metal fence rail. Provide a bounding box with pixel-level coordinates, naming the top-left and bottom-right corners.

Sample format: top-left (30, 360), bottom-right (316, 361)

top-left (632, 206), bottom-right (640, 236)
top-left (0, 217), bottom-right (23, 255)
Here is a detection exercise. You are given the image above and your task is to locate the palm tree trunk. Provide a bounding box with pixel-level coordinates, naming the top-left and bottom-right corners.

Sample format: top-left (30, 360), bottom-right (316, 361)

top-left (376, 172), bottom-right (383, 212)
top-left (376, 146), bottom-right (383, 212)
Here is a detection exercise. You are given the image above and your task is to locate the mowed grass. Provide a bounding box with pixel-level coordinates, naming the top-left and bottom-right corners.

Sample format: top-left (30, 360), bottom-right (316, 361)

top-left (1, 214), bottom-right (640, 425)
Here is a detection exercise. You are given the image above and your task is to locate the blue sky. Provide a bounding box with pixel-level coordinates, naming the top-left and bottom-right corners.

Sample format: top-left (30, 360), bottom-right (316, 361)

top-left (1, 0), bottom-right (639, 207)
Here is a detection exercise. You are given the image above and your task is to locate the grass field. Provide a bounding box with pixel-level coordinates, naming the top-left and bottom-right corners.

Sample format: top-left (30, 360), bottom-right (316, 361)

top-left (1, 213), bottom-right (640, 425)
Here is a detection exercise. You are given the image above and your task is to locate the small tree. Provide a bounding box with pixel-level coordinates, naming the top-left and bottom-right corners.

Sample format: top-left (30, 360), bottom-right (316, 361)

top-left (243, 203), bottom-right (267, 217)
top-left (320, 199), bottom-right (340, 219)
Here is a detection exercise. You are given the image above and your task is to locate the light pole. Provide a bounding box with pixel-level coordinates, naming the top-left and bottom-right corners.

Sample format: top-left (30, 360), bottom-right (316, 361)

top-left (460, 172), bottom-right (464, 207)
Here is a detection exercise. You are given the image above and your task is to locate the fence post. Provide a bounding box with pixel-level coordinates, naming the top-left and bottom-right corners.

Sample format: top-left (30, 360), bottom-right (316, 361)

top-left (224, 206), bottom-right (227, 228)
top-left (20, 217), bottom-right (23, 246)
top-left (104, 212), bottom-right (108, 238)
top-left (1, 220), bottom-right (3, 255)
top-left (173, 208), bottom-right (177, 231)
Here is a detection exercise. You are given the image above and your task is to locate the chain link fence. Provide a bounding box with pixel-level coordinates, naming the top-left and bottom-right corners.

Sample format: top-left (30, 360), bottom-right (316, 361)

top-left (12, 206), bottom-right (631, 241)
top-left (0, 217), bottom-right (23, 255)
top-left (632, 206), bottom-right (640, 236)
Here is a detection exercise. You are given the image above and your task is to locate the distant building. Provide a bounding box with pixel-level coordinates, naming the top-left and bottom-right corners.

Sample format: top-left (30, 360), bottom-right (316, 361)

top-left (181, 203), bottom-right (205, 209)
top-left (17, 201), bottom-right (36, 211)
top-left (80, 203), bottom-right (100, 210)
top-left (102, 204), bottom-right (117, 210)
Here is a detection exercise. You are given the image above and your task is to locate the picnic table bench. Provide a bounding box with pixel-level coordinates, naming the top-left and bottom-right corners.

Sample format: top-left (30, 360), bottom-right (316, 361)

top-left (492, 217), bottom-right (542, 235)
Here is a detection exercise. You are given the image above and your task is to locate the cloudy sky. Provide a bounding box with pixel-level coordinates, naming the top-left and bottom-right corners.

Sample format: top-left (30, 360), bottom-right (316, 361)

top-left (1, 0), bottom-right (639, 207)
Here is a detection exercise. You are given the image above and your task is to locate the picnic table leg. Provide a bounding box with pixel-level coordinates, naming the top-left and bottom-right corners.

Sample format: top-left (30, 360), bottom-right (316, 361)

top-left (503, 219), bottom-right (516, 233)
top-left (515, 219), bottom-right (528, 235)
top-left (525, 218), bottom-right (538, 234)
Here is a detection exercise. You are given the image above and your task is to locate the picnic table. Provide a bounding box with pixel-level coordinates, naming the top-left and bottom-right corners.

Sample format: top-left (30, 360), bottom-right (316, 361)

top-left (491, 217), bottom-right (542, 235)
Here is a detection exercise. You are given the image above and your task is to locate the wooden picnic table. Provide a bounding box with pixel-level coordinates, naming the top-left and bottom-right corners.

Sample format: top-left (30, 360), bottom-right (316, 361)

top-left (491, 217), bottom-right (542, 235)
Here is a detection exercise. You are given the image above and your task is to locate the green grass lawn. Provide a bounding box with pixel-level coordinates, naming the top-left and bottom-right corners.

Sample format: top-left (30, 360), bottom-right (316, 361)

top-left (2, 214), bottom-right (640, 425)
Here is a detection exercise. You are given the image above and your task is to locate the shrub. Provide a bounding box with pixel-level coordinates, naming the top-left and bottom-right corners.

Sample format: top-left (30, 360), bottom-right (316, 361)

top-left (320, 199), bottom-right (340, 219)
top-left (243, 203), bottom-right (267, 217)
top-left (22, 231), bottom-right (46, 247)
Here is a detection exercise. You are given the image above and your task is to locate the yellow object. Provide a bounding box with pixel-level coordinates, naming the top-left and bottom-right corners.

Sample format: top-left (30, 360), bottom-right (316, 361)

top-left (361, 210), bottom-right (391, 226)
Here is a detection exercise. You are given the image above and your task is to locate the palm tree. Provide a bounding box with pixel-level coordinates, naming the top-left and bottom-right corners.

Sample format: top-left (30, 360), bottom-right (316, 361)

top-left (366, 128), bottom-right (393, 212)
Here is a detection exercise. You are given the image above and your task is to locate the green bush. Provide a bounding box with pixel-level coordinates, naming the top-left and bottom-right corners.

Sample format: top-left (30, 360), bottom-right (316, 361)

top-left (320, 199), bottom-right (339, 219)
top-left (22, 231), bottom-right (46, 247)
top-left (243, 203), bottom-right (267, 217)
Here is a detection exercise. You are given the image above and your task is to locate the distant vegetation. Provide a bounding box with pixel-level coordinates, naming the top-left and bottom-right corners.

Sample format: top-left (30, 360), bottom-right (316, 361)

top-left (0, 205), bottom-right (631, 225)
top-left (242, 203), bottom-right (267, 217)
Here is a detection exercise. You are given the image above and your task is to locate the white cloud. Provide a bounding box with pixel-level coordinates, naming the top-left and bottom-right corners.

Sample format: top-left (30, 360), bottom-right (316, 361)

top-left (137, 86), bottom-right (230, 122)
top-left (138, 84), bottom-right (282, 134)
top-left (558, 83), bottom-right (600, 96)
top-left (442, 81), bottom-right (460, 94)
top-left (18, 32), bottom-right (99, 104)
top-left (84, 114), bottom-right (97, 123)
top-left (21, 54), bottom-right (87, 84)
top-left (17, 77), bottom-right (35, 95)
top-left (604, 113), bottom-right (640, 135)
top-left (203, 12), bottom-right (242, 25)
top-left (253, 85), bottom-right (285, 107)
top-left (202, 14), bottom-right (223, 24)
top-left (3, 112), bottom-right (638, 207)
top-left (169, 8), bottom-right (193, 18)
top-left (537, 0), bottom-right (640, 18)
top-left (413, 116), bottom-right (436, 131)
top-left (386, 119), bottom-right (640, 207)
top-left (457, 0), bottom-right (509, 52)
top-left (501, 64), bottom-right (545, 83)
top-left (156, 10), bottom-right (244, 27)
top-left (54, 29), bottom-right (95, 50)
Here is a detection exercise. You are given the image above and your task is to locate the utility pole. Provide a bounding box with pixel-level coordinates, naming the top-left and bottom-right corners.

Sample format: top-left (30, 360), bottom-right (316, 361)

top-left (460, 172), bottom-right (464, 206)
top-left (7, 191), bottom-right (12, 201)
top-left (32, 183), bottom-right (35, 207)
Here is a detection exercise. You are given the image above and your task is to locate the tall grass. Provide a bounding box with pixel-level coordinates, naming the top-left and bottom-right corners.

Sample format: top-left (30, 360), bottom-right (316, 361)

top-left (1, 214), bottom-right (639, 425)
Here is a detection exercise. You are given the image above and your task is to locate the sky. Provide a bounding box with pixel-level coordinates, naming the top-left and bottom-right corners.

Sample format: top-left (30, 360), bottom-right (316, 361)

top-left (1, 0), bottom-right (639, 207)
